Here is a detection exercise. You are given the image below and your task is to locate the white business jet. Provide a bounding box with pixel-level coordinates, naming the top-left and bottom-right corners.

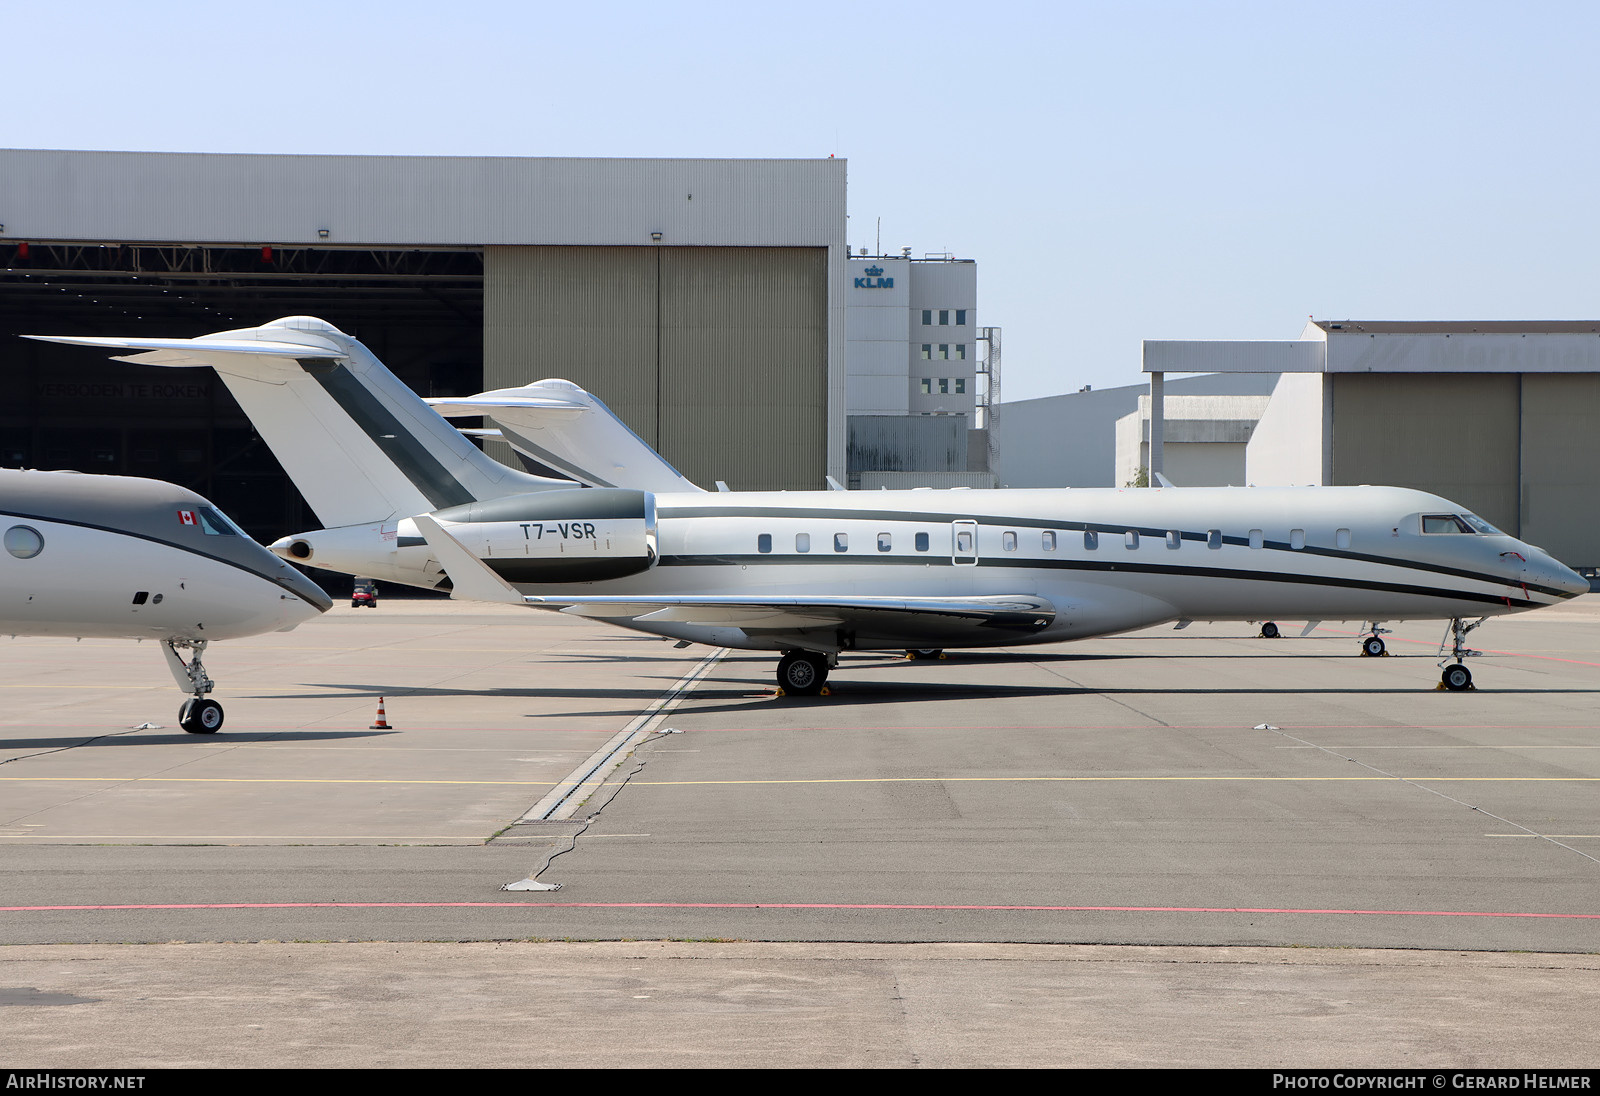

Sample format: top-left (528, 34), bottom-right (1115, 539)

top-left (29, 317), bottom-right (1586, 697)
top-left (0, 466), bottom-right (332, 731)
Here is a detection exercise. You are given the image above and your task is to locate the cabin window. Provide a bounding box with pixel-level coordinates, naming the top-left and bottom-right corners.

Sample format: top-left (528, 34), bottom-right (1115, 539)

top-left (1461, 513), bottom-right (1502, 535)
top-left (131, 591), bottom-right (149, 605)
top-left (1084, 530), bottom-right (1098, 550)
top-left (956, 529), bottom-right (974, 554)
top-left (1335, 528), bottom-right (1351, 550)
top-left (1248, 529), bottom-right (1264, 549)
top-left (1002, 531), bottom-right (1018, 552)
top-left (1207, 529), bottom-right (1223, 550)
top-left (877, 532), bottom-right (892, 552)
top-left (4, 525), bottom-right (43, 559)
top-left (1042, 531), bottom-right (1057, 552)
top-left (1422, 514), bottom-right (1472, 534)
top-left (1290, 529), bottom-right (1306, 550)
top-left (915, 532), bottom-right (930, 552)
top-left (1125, 531), bottom-right (1140, 549)
top-left (795, 532), bottom-right (810, 553)
top-left (1166, 530), bottom-right (1181, 550)
top-left (834, 533), bottom-right (849, 552)
top-left (757, 533), bottom-right (772, 554)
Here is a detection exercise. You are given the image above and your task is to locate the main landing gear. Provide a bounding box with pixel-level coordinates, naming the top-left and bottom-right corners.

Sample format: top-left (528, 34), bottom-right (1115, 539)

top-left (1359, 622), bottom-right (1391, 657)
top-left (905, 648), bottom-right (945, 661)
top-left (776, 650), bottom-right (833, 696)
top-left (1258, 622), bottom-right (1281, 639)
top-left (162, 639), bottom-right (225, 734)
top-left (1438, 617), bottom-right (1485, 692)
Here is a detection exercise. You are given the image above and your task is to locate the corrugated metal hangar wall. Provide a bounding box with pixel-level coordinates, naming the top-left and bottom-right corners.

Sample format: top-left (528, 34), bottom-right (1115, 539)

top-left (1329, 372), bottom-right (1600, 567)
top-left (485, 245), bottom-right (828, 491)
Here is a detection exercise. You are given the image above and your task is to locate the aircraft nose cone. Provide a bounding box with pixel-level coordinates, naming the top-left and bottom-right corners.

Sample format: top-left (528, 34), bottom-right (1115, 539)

top-left (1553, 561), bottom-right (1591, 598)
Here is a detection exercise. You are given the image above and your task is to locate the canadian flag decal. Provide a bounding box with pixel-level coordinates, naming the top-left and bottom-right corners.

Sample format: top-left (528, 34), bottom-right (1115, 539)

top-left (178, 510), bottom-right (196, 526)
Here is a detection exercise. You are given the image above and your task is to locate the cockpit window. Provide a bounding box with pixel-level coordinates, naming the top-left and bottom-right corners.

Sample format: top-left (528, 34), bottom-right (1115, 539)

top-left (1421, 513), bottom-right (1502, 535)
top-left (196, 506), bottom-right (242, 537)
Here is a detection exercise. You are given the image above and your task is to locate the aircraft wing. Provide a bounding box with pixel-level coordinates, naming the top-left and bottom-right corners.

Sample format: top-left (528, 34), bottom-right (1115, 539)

top-left (528, 593), bottom-right (1057, 638)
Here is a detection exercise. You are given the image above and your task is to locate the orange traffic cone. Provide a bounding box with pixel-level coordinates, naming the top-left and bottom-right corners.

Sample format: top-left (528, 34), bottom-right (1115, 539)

top-left (370, 697), bottom-right (391, 729)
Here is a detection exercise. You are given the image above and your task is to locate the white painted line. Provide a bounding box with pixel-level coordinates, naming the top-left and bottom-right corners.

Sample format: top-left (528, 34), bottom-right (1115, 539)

top-left (519, 648), bottom-right (726, 823)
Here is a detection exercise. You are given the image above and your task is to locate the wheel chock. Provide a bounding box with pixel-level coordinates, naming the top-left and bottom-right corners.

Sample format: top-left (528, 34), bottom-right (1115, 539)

top-left (820, 686), bottom-right (832, 696)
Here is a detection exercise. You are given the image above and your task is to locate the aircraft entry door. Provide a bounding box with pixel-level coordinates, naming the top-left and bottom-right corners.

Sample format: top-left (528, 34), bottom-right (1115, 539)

top-left (951, 520), bottom-right (979, 566)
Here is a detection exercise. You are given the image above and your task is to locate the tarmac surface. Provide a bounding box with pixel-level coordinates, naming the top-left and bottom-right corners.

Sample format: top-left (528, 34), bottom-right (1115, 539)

top-left (3, 598), bottom-right (1598, 1066)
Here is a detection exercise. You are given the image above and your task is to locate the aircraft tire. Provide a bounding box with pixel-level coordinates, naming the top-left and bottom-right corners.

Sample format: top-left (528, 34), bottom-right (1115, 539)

top-left (907, 649), bottom-right (944, 661)
top-left (777, 652), bottom-right (826, 696)
top-left (1260, 622), bottom-right (1280, 639)
top-left (1441, 664), bottom-right (1473, 692)
top-left (1362, 636), bottom-right (1387, 657)
top-left (180, 698), bottom-right (225, 734)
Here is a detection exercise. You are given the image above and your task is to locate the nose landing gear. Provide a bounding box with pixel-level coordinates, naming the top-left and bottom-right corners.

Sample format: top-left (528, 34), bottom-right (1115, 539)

top-left (1360, 622), bottom-right (1392, 657)
top-left (162, 639), bottom-right (225, 733)
top-left (1437, 617), bottom-right (1485, 691)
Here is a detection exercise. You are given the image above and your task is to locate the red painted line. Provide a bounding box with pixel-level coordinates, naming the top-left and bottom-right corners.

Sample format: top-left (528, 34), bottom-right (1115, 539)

top-left (3, 901), bottom-right (1596, 919)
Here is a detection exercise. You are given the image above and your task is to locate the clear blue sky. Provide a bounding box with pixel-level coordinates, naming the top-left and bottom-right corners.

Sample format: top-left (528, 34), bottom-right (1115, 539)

top-left (9, 1), bottom-right (1598, 400)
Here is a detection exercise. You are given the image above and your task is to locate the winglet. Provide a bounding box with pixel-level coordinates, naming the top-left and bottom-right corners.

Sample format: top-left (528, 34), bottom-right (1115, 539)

top-left (410, 514), bottom-right (527, 606)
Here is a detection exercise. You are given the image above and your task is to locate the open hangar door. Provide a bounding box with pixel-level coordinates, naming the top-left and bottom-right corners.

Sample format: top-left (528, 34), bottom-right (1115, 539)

top-left (0, 243), bottom-right (484, 562)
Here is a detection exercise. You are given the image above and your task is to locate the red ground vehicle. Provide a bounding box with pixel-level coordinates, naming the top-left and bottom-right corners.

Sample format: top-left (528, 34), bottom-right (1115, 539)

top-left (351, 580), bottom-right (378, 608)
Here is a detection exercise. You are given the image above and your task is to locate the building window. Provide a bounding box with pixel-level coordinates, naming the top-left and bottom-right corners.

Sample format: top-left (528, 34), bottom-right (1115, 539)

top-left (1248, 529), bottom-right (1264, 549)
top-left (1166, 530), bottom-right (1181, 549)
top-left (939, 309), bottom-right (950, 325)
top-left (1084, 530), bottom-right (1098, 550)
top-left (956, 309), bottom-right (967, 325)
top-left (757, 533), bottom-right (772, 554)
top-left (1002, 531), bottom-right (1017, 552)
top-left (954, 378), bottom-right (966, 394)
top-left (1207, 530), bottom-right (1222, 550)
top-left (796, 532), bottom-right (810, 553)
top-left (877, 532), bottom-right (892, 552)
top-left (937, 344), bottom-right (949, 360)
top-left (921, 309), bottom-right (932, 326)
top-left (920, 344), bottom-right (931, 360)
top-left (834, 533), bottom-right (848, 552)
top-left (915, 532), bottom-right (930, 552)
top-left (956, 344), bottom-right (966, 360)
top-left (1042, 531), bottom-right (1057, 552)
top-left (1125, 530), bottom-right (1140, 549)
top-left (920, 378), bottom-right (931, 394)
top-left (938, 378), bottom-right (949, 394)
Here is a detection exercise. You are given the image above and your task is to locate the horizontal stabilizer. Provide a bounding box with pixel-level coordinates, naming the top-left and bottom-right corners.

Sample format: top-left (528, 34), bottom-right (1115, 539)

top-left (28, 317), bottom-right (565, 526)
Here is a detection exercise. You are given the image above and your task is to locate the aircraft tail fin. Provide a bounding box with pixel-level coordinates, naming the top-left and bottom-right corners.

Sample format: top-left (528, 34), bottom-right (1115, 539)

top-left (26, 317), bottom-right (570, 527)
top-left (427, 379), bottom-right (704, 493)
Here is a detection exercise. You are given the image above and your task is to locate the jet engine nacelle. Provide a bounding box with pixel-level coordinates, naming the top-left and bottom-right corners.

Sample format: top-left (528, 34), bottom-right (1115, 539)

top-left (429, 489), bottom-right (658, 584)
top-left (271, 489), bottom-right (658, 590)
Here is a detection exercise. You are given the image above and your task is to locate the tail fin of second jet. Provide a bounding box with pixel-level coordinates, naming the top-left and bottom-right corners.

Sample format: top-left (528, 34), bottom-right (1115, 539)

top-left (27, 316), bottom-right (569, 527)
top-left (427, 379), bottom-right (704, 493)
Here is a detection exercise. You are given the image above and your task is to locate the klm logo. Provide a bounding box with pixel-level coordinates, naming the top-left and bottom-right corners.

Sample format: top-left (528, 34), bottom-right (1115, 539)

top-left (854, 264), bottom-right (894, 289)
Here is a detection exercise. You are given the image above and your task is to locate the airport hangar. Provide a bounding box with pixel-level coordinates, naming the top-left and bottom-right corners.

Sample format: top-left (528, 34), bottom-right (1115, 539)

top-left (0, 149), bottom-right (847, 544)
top-left (1145, 319), bottom-right (1600, 570)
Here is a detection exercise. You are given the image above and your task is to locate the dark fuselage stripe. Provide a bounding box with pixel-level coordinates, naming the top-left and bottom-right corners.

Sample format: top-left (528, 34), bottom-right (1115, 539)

top-left (655, 552), bottom-right (1544, 610)
top-left (0, 508), bottom-right (324, 608)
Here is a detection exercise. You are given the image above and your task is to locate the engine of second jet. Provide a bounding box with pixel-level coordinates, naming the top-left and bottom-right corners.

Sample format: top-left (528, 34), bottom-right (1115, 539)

top-left (430, 488), bottom-right (658, 583)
